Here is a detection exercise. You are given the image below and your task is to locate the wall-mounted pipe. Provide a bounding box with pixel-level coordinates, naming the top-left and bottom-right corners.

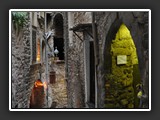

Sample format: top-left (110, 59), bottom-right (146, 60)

top-left (92, 12), bottom-right (98, 108)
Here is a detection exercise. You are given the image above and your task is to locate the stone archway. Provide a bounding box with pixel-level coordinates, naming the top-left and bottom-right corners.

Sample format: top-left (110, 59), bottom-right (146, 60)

top-left (53, 13), bottom-right (64, 60)
top-left (29, 79), bottom-right (45, 108)
top-left (103, 21), bottom-right (142, 108)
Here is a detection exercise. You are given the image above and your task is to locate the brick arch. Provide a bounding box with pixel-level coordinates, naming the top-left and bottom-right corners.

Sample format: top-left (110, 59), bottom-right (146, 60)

top-left (102, 18), bottom-right (122, 75)
top-left (52, 13), bottom-right (64, 38)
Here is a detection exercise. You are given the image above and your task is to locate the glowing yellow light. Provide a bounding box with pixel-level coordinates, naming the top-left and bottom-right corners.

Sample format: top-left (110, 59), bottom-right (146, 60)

top-left (43, 81), bottom-right (47, 89)
top-left (36, 40), bottom-right (41, 62)
top-left (111, 24), bottom-right (138, 65)
top-left (34, 80), bottom-right (43, 87)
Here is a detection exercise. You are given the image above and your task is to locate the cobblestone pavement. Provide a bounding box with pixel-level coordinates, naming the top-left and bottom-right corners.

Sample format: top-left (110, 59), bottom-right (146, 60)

top-left (50, 64), bottom-right (68, 108)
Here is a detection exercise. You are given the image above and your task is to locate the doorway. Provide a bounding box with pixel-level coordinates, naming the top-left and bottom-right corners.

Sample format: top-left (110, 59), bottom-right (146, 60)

top-left (105, 24), bottom-right (141, 108)
top-left (54, 37), bottom-right (64, 60)
top-left (29, 79), bottom-right (45, 108)
top-left (89, 41), bottom-right (95, 104)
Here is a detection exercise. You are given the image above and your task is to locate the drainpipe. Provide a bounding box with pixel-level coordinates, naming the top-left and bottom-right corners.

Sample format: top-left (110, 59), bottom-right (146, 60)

top-left (92, 12), bottom-right (98, 108)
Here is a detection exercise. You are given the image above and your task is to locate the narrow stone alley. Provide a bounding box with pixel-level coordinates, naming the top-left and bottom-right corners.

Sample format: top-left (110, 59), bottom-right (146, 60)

top-left (11, 10), bottom-right (150, 110)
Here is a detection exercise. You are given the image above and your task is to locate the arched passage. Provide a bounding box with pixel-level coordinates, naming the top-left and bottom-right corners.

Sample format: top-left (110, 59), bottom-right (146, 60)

top-left (29, 79), bottom-right (45, 108)
top-left (104, 23), bottom-right (141, 108)
top-left (53, 13), bottom-right (64, 60)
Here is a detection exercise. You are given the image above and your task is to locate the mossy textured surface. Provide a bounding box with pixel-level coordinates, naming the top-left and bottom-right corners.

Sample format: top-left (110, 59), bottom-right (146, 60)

top-left (105, 24), bottom-right (139, 108)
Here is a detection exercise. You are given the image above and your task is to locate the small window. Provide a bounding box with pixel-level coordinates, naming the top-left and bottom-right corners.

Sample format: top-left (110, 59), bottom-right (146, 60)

top-left (42, 41), bottom-right (45, 63)
top-left (32, 29), bottom-right (36, 64)
top-left (36, 39), bottom-right (41, 63)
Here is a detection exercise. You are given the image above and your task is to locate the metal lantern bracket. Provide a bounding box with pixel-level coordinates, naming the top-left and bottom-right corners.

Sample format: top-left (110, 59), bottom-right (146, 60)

top-left (43, 33), bottom-right (54, 56)
top-left (73, 31), bottom-right (83, 41)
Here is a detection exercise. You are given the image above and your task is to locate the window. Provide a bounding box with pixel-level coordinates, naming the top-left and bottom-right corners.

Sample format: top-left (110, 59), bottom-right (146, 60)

top-left (32, 29), bottom-right (36, 63)
top-left (36, 39), bottom-right (41, 63)
top-left (42, 41), bottom-right (45, 63)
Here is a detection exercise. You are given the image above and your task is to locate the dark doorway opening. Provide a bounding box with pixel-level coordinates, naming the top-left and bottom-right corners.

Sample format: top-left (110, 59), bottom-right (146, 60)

top-left (54, 37), bottom-right (64, 60)
top-left (29, 79), bottom-right (45, 108)
top-left (89, 41), bottom-right (95, 104)
top-left (53, 13), bottom-right (64, 61)
top-left (104, 23), bottom-right (141, 108)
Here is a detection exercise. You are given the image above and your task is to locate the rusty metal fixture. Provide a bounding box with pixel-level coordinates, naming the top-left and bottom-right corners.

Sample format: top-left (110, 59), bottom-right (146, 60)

top-left (50, 71), bottom-right (56, 84)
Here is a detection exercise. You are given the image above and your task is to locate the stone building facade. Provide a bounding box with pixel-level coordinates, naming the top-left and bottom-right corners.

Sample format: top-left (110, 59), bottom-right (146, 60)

top-left (12, 12), bottom-right (48, 108)
top-left (12, 13), bottom-right (31, 108)
top-left (11, 11), bottom-right (149, 109)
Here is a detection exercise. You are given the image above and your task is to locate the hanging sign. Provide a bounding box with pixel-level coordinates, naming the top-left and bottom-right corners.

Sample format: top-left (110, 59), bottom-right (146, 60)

top-left (117, 55), bottom-right (127, 65)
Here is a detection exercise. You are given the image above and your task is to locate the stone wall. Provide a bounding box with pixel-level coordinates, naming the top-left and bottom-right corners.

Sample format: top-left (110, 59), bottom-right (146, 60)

top-left (12, 12), bottom-right (50, 108)
top-left (67, 12), bottom-right (92, 108)
top-left (12, 12), bottom-right (31, 108)
top-left (95, 12), bottom-right (117, 108)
